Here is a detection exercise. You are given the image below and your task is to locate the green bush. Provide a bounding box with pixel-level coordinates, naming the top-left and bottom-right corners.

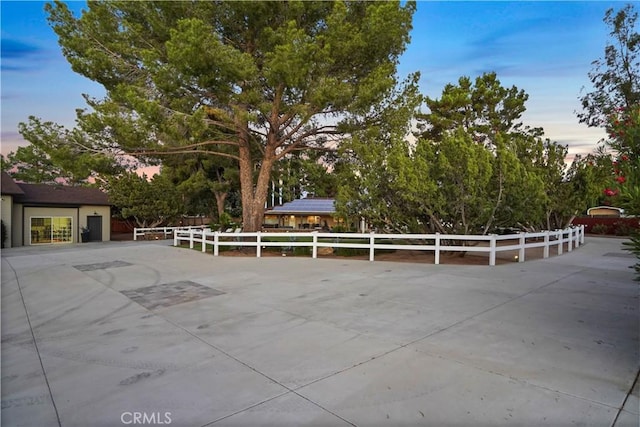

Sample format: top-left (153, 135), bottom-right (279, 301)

top-left (591, 223), bottom-right (609, 234)
top-left (623, 230), bottom-right (640, 281)
top-left (211, 212), bottom-right (239, 231)
top-left (613, 221), bottom-right (636, 236)
top-left (333, 247), bottom-right (369, 256)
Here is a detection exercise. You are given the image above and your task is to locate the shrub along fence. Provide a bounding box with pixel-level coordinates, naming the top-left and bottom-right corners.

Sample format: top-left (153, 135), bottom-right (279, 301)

top-left (171, 226), bottom-right (585, 267)
top-left (571, 217), bottom-right (639, 236)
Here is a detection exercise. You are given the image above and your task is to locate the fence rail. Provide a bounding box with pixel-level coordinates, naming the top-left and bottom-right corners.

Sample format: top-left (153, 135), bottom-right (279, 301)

top-left (133, 225), bottom-right (210, 241)
top-left (172, 225), bottom-right (585, 266)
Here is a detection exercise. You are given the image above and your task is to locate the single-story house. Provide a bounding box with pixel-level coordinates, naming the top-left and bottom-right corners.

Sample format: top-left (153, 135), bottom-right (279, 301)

top-left (263, 198), bottom-right (343, 230)
top-left (1, 172), bottom-right (111, 247)
top-left (586, 206), bottom-right (624, 217)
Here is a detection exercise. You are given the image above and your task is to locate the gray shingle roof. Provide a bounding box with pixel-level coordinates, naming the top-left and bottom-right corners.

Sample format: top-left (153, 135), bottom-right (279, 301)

top-left (1, 172), bottom-right (25, 196)
top-left (16, 183), bottom-right (110, 206)
top-left (266, 198), bottom-right (335, 215)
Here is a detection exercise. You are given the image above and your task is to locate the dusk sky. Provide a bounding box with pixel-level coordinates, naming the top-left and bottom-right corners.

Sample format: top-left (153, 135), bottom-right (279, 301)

top-left (1, 1), bottom-right (619, 161)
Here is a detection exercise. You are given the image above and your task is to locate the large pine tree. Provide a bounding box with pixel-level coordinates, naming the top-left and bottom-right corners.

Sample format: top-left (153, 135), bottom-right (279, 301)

top-left (32, 1), bottom-right (415, 231)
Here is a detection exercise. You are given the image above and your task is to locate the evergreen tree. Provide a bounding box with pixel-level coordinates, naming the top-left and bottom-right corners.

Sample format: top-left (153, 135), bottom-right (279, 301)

top-left (38, 0), bottom-right (416, 231)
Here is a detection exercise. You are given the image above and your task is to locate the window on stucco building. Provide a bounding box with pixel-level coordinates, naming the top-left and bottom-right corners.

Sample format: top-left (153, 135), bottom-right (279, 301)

top-left (30, 217), bottom-right (73, 244)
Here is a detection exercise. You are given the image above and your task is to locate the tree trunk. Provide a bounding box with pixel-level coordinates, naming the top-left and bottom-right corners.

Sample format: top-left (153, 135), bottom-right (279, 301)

top-left (239, 166), bottom-right (274, 231)
top-left (483, 170), bottom-right (504, 235)
top-left (563, 213), bottom-right (577, 229)
top-left (214, 191), bottom-right (227, 220)
top-left (238, 134), bottom-right (256, 231)
top-left (237, 126), bottom-right (277, 232)
top-left (546, 211), bottom-right (551, 231)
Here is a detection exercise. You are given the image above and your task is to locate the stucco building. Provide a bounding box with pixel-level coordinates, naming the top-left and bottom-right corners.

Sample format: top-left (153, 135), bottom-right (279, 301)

top-left (1, 172), bottom-right (111, 247)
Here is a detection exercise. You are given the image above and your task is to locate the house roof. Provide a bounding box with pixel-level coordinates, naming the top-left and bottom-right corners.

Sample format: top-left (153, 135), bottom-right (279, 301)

top-left (15, 183), bottom-right (110, 206)
top-left (266, 198), bottom-right (335, 215)
top-left (1, 172), bottom-right (25, 196)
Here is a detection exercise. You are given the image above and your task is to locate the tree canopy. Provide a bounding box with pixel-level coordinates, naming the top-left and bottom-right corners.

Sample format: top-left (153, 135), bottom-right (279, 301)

top-left (580, 5), bottom-right (640, 279)
top-left (579, 4), bottom-right (639, 217)
top-left (38, 0), bottom-right (416, 231)
top-left (338, 73), bottom-right (596, 236)
top-left (3, 117), bottom-right (127, 185)
top-left (578, 4), bottom-right (639, 128)
top-left (107, 172), bottom-right (182, 228)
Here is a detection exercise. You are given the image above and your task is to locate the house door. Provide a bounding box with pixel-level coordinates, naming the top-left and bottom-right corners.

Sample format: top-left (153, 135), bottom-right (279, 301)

top-left (87, 216), bottom-right (102, 242)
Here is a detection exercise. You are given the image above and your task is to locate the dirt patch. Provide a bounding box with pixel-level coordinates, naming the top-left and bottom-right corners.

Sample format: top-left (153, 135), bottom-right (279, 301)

top-left (217, 239), bottom-right (576, 266)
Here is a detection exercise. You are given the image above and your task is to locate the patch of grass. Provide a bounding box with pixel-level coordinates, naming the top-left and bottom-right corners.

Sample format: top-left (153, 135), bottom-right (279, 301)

top-left (175, 241), bottom-right (235, 252)
top-left (333, 247), bottom-right (369, 256)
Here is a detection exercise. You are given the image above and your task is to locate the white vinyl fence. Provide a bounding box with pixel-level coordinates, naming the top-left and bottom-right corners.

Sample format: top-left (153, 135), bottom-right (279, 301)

top-left (133, 224), bottom-right (210, 241)
top-left (172, 225), bottom-right (585, 266)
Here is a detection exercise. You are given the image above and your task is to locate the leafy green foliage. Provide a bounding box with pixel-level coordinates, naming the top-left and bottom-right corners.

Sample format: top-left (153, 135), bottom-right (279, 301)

top-left (622, 232), bottom-right (640, 280)
top-left (424, 130), bottom-right (494, 234)
top-left (273, 149), bottom-right (341, 202)
top-left (591, 223), bottom-right (609, 234)
top-left (604, 104), bottom-right (640, 280)
top-left (578, 4), bottom-right (639, 128)
top-left (107, 172), bottom-right (182, 228)
top-left (577, 4), bottom-right (640, 279)
top-left (419, 72), bottom-right (538, 146)
top-left (161, 153), bottom-right (239, 221)
top-left (5, 118), bottom-right (127, 185)
top-left (336, 75), bottom-right (426, 233)
top-left (339, 72), bottom-right (601, 236)
top-left (3, 145), bottom-right (61, 185)
top-left (41, 0), bottom-right (416, 231)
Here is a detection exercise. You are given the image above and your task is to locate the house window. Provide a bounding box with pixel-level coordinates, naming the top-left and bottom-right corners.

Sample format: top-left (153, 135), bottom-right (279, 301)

top-left (30, 217), bottom-right (73, 244)
top-left (306, 216), bottom-right (320, 225)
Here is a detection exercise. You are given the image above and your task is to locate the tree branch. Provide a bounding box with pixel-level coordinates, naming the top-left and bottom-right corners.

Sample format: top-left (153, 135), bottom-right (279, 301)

top-left (135, 140), bottom-right (240, 153)
top-left (129, 148), bottom-right (241, 161)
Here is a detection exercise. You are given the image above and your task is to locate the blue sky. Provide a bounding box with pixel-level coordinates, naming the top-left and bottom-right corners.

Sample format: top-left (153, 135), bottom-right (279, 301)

top-left (1, 1), bottom-right (620, 160)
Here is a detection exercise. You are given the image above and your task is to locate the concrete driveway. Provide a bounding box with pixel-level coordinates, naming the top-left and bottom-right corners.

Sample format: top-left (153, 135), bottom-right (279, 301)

top-left (1, 237), bottom-right (638, 426)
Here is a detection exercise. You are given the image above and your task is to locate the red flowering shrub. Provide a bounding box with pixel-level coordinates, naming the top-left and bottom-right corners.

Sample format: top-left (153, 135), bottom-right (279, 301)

top-left (601, 105), bottom-right (639, 208)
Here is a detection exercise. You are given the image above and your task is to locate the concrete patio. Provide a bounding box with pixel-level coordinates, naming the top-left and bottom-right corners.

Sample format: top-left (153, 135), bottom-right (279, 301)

top-left (1, 236), bottom-right (638, 426)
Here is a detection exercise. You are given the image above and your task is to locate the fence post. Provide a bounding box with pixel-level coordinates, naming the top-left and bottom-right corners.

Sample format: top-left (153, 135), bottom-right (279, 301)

top-left (213, 232), bottom-right (219, 256)
top-left (189, 229), bottom-right (194, 249)
top-left (312, 231), bottom-right (318, 259)
top-left (256, 232), bottom-right (262, 258)
top-left (489, 234), bottom-right (496, 266)
top-left (369, 231), bottom-right (375, 262)
top-left (580, 225), bottom-right (585, 245)
top-left (557, 230), bottom-right (563, 255)
top-left (518, 233), bottom-right (525, 262)
top-left (164, 227), bottom-right (168, 239)
top-left (435, 232), bottom-right (440, 265)
top-left (543, 230), bottom-right (549, 259)
top-left (173, 230), bottom-right (178, 247)
top-left (134, 228), bottom-right (138, 241)
top-left (567, 228), bottom-right (573, 252)
top-left (577, 226), bottom-right (582, 246)
top-left (201, 230), bottom-right (207, 253)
